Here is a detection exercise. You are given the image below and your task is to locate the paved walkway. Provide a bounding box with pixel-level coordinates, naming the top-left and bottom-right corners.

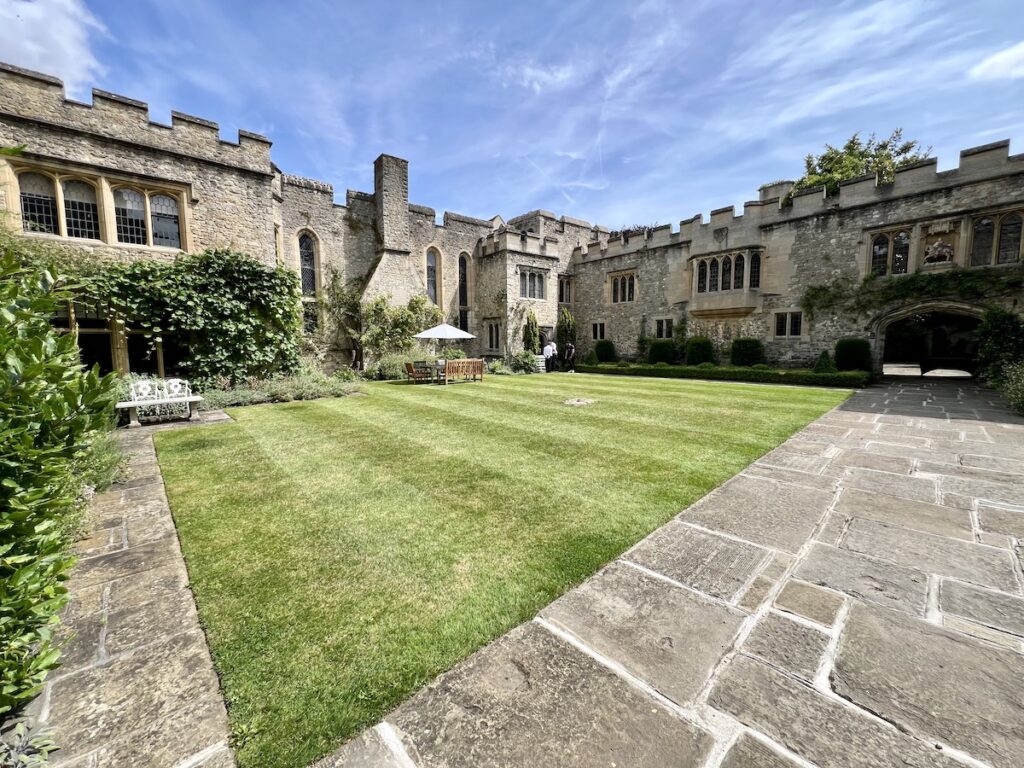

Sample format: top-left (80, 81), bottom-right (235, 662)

top-left (27, 412), bottom-right (236, 768)
top-left (322, 380), bottom-right (1024, 768)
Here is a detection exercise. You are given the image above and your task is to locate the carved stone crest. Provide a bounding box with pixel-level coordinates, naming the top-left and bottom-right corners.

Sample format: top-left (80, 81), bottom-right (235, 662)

top-left (924, 240), bottom-right (954, 263)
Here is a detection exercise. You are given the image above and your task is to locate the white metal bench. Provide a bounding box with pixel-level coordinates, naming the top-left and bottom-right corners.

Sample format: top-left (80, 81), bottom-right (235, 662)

top-left (116, 378), bottom-right (203, 428)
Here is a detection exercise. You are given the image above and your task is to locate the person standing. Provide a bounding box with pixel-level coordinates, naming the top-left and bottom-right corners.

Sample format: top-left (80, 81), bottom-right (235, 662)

top-left (564, 342), bottom-right (576, 372)
top-left (542, 340), bottom-right (554, 372)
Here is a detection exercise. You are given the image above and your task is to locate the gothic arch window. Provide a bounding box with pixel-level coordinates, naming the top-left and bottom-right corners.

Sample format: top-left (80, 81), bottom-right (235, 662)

top-left (733, 254), bottom-right (744, 289)
top-left (458, 254), bottom-right (470, 331)
top-left (114, 188), bottom-right (147, 244)
top-left (708, 259), bottom-right (719, 292)
top-left (891, 231), bottom-right (910, 275)
top-left (721, 256), bottom-right (732, 291)
top-left (426, 248), bottom-right (439, 304)
top-left (150, 194), bottom-right (181, 248)
top-left (299, 232), bottom-right (318, 296)
top-left (627, 274), bottom-right (635, 301)
top-left (18, 172), bottom-right (58, 234)
top-left (612, 275), bottom-right (619, 302)
top-left (749, 253), bottom-right (761, 288)
top-left (61, 180), bottom-right (100, 240)
top-left (970, 217), bottom-right (995, 266)
top-left (871, 235), bottom-right (890, 276)
top-left (697, 260), bottom-right (707, 293)
top-left (997, 213), bottom-right (1022, 264)
top-left (520, 271), bottom-right (528, 297)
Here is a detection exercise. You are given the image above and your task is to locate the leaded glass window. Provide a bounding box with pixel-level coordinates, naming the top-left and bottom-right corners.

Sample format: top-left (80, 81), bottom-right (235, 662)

top-left (299, 233), bottom-right (317, 295)
top-left (458, 255), bottom-right (469, 307)
top-left (749, 253), bottom-right (761, 288)
top-left (114, 188), bottom-right (147, 244)
top-left (697, 260), bottom-right (707, 293)
top-left (426, 249), bottom-right (438, 304)
top-left (891, 231), bottom-right (910, 275)
top-left (721, 256), bottom-right (732, 291)
top-left (150, 194), bottom-right (181, 248)
top-left (971, 218), bottom-right (995, 266)
top-left (520, 271), bottom-right (528, 297)
top-left (62, 180), bottom-right (100, 240)
top-left (19, 173), bottom-right (58, 234)
top-left (708, 259), bottom-right (719, 292)
top-left (734, 254), bottom-right (744, 289)
top-left (997, 214), bottom-right (1021, 264)
top-left (871, 235), bottom-right (890, 276)
top-left (626, 275), bottom-right (634, 301)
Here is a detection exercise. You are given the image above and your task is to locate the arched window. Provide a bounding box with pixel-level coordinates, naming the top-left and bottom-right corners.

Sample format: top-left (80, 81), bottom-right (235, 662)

top-left (697, 261), bottom-right (707, 293)
top-left (114, 188), bottom-right (147, 244)
top-left (708, 259), bottom-right (719, 292)
top-left (150, 194), bottom-right (181, 248)
top-left (997, 213), bottom-right (1022, 264)
top-left (299, 233), bottom-right (317, 296)
top-left (627, 275), bottom-right (635, 302)
top-left (62, 180), bottom-right (100, 240)
top-left (612, 276), bottom-right (619, 302)
top-left (733, 254), bottom-right (744, 289)
top-left (871, 235), bottom-right (890, 276)
top-left (749, 253), bottom-right (761, 288)
top-left (426, 248), bottom-right (439, 304)
top-left (971, 217), bottom-right (995, 266)
top-left (19, 172), bottom-right (58, 234)
top-left (520, 271), bottom-right (528, 297)
top-left (458, 254), bottom-right (469, 331)
top-left (721, 256), bottom-right (732, 291)
top-left (891, 231), bottom-right (910, 274)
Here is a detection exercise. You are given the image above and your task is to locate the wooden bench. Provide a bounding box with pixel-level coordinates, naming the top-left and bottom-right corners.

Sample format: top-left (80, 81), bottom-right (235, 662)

top-left (438, 358), bottom-right (485, 384)
top-left (116, 378), bottom-right (203, 428)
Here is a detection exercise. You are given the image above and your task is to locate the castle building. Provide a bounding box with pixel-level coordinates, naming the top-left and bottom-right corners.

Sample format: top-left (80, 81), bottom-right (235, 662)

top-left (2, 62), bottom-right (1022, 376)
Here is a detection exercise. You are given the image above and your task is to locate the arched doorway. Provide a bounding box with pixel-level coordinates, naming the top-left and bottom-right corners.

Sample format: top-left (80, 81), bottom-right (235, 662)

top-left (874, 303), bottom-right (983, 377)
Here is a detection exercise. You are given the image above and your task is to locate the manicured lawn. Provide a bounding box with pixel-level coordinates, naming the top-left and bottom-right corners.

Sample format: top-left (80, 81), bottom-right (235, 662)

top-left (155, 374), bottom-right (848, 767)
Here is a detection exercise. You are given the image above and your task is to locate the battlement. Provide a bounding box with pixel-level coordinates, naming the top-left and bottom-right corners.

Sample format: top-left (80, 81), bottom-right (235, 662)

top-left (283, 174), bottom-right (333, 194)
top-left (0, 62), bottom-right (272, 174)
top-left (481, 228), bottom-right (557, 258)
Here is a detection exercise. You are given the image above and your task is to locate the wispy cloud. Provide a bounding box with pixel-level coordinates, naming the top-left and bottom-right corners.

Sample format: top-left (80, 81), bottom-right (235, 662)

top-left (969, 39), bottom-right (1024, 80)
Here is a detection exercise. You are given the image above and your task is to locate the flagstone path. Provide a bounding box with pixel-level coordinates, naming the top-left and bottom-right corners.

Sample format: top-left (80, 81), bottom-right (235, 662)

top-left (320, 380), bottom-right (1024, 768)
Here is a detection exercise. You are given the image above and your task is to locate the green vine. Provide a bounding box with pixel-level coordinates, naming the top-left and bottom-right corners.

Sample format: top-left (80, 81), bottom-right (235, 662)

top-left (801, 264), bottom-right (1024, 320)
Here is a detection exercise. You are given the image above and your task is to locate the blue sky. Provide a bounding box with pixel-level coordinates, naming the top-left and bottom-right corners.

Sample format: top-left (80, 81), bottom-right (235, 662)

top-left (1, 0), bottom-right (1022, 227)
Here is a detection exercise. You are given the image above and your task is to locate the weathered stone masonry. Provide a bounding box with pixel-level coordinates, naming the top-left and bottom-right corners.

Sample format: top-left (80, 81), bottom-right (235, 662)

top-left (2, 61), bottom-right (1022, 371)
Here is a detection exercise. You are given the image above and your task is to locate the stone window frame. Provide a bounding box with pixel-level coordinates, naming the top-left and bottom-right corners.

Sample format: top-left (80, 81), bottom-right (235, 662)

top-left (558, 275), bottom-right (573, 304)
top-left (609, 270), bottom-right (636, 304)
top-left (518, 267), bottom-right (547, 300)
top-left (654, 318), bottom-right (674, 339)
top-left (13, 164), bottom-right (189, 251)
top-left (693, 249), bottom-right (758, 295)
top-left (458, 252), bottom-right (471, 332)
top-left (968, 208), bottom-right (1023, 267)
top-left (773, 309), bottom-right (805, 339)
top-left (425, 246), bottom-right (442, 306)
top-left (592, 322), bottom-right (606, 340)
top-left (867, 229), bottom-right (911, 277)
top-left (484, 318), bottom-right (501, 352)
top-left (297, 229), bottom-right (321, 298)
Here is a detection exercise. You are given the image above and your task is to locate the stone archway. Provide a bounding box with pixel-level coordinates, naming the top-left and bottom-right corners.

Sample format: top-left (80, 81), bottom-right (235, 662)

top-left (870, 300), bottom-right (985, 376)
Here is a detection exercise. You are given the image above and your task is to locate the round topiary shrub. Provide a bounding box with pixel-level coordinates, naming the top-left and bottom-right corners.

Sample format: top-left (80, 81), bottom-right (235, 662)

top-left (581, 349), bottom-right (599, 366)
top-left (648, 339), bottom-right (675, 364)
top-left (685, 336), bottom-right (716, 365)
top-left (730, 338), bottom-right (764, 367)
top-left (752, 363), bottom-right (772, 370)
top-left (695, 361), bottom-right (717, 369)
top-left (594, 339), bottom-right (618, 362)
top-left (834, 337), bottom-right (873, 372)
top-left (813, 350), bottom-right (838, 373)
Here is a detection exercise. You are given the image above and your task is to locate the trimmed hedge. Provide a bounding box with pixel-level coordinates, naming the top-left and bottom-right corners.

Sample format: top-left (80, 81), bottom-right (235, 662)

top-left (576, 362), bottom-right (869, 388)
top-left (730, 338), bottom-right (764, 367)
top-left (834, 337), bottom-right (872, 372)
top-left (813, 350), bottom-right (838, 373)
top-left (594, 339), bottom-right (618, 362)
top-left (647, 339), bottom-right (676, 364)
top-left (685, 336), bottom-right (716, 365)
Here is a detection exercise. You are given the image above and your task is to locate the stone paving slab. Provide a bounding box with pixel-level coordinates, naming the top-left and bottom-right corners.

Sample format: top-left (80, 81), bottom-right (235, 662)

top-left (939, 579), bottom-right (1024, 637)
top-left (834, 486), bottom-right (974, 540)
top-left (773, 579), bottom-right (844, 626)
top-left (388, 622), bottom-right (714, 768)
top-left (740, 612), bottom-right (829, 681)
top-left (720, 734), bottom-right (801, 768)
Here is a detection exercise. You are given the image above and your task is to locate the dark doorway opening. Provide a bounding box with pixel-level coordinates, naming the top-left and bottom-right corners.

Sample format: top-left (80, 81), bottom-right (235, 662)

top-left (883, 311), bottom-right (981, 376)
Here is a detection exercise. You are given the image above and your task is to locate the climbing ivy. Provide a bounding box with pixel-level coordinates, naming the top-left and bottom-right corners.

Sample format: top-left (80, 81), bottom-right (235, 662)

top-left (800, 265), bottom-right (1024, 320)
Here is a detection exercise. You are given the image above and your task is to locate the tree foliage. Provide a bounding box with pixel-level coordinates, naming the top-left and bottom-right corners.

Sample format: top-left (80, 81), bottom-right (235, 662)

top-left (522, 310), bottom-right (540, 354)
top-left (1, 240), bottom-right (117, 716)
top-left (555, 306), bottom-right (576, 355)
top-left (976, 307), bottom-right (1024, 383)
top-left (359, 294), bottom-right (443, 361)
top-left (791, 130), bottom-right (931, 197)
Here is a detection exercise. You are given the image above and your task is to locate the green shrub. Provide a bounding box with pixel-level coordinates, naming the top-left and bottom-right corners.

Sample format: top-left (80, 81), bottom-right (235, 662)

top-left (198, 371), bottom-right (361, 408)
top-left (439, 347), bottom-right (466, 359)
top-left (648, 339), bottom-right (676, 364)
top-left (834, 337), bottom-right (873, 372)
top-left (509, 350), bottom-right (538, 374)
top-left (368, 353), bottom-right (413, 381)
top-left (685, 336), bottom-right (716, 365)
top-left (730, 338), bottom-right (764, 367)
top-left (523, 311), bottom-right (541, 354)
top-left (977, 307), bottom-right (1024, 383)
top-left (582, 349), bottom-right (599, 366)
top-left (752, 363), bottom-right (772, 370)
top-left (1000, 362), bottom-right (1024, 414)
top-left (1, 249), bottom-right (118, 716)
top-left (813, 350), bottom-right (838, 373)
top-left (594, 339), bottom-right (618, 362)
top-left (487, 358), bottom-right (509, 375)
top-left (575, 362), bottom-right (869, 388)
top-left (556, 307), bottom-right (576, 353)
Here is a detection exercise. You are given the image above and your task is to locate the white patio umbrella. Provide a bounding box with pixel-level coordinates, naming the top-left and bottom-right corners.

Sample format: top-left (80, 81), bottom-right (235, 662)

top-left (413, 323), bottom-right (475, 340)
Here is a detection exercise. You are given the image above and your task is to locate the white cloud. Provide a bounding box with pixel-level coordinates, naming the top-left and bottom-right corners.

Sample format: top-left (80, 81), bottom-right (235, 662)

top-left (0, 0), bottom-right (106, 98)
top-left (969, 40), bottom-right (1024, 80)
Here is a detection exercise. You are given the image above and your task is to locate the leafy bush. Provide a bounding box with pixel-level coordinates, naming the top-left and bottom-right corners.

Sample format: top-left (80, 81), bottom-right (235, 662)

top-left (647, 339), bottom-right (676, 364)
top-left (685, 336), bottom-right (716, 365)
top-left (439, 347), bottom-right (466, 359)
top-left (834, 337), bottom-right (873, 372)
top-left (752, 363), bottom-right (772, 370)
top-left (1000, 362), bottom-right (1024, 414)
top-left (523, 311), bottom-right (541, 354)
top-left (366, 353), bottom-right (414, 381)
top-left (556, 307), bottom-right (576, 354)
top-left (730, 338), bottom-right (764, 367)
top-left (976, 307), bottom-right (1024, 383)
top-left (509, 350), bottom-right (538, 374)
top-left (594, 339), bottom-right (618, 362)
top-left (360, 294), bottom-right (444, 363)
top-left (813, 351), bottom-right (838, 373)
top-left (1, 250), bottom-right (117, 716)
top-left (198, 371), bottom-right (361, 408)
top-left (487, 358), bottom-right (509, 375)
top-left (582, 349), bottom-right (599, 366)
top-left (575, 362), bottom-right (869, 388)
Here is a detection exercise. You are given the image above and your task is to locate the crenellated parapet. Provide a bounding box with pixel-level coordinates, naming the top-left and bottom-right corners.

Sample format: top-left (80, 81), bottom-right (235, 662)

top-left (481, 227), bottom-right (558, 258)
top-left (0, 62), bottom-right (272, 174)
top-left (283, 174), bottom-right (333, 194)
